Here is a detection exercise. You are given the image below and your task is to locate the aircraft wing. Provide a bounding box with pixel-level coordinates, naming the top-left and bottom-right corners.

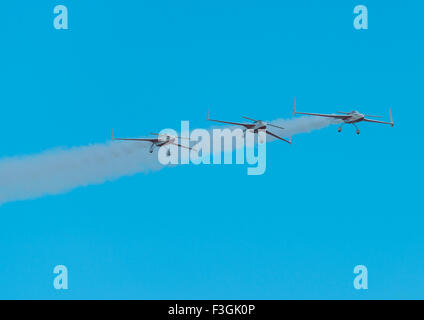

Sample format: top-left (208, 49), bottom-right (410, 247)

top-left (294, 111), bottom-right (350, 119)
top-left (207, 112), bottom-right (255, 129)
top-left (265, 130), bottom-right (291, 144)
top-left (363, 109), bottom-right (394, 127)
top-left (113, 137), bottom-right (159, 142)
top-left (292, 99), bottom-right (349, 119)
top-left (363, 118), bottom-right (394, 126)
top-left (111, 129), bottom-right (159, 142)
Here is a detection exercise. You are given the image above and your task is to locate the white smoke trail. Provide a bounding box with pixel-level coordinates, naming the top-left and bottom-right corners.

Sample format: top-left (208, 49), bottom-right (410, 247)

top-left (0, 142), bottom-right (164, 205)
top-left (0, 116), bottom-right (333, 205)
top-left (269, 116), bottom-right (337, 138)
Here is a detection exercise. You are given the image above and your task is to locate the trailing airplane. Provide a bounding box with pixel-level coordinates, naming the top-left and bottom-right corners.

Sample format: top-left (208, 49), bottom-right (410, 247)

top-left (111, 129), bottom-right (194, 155)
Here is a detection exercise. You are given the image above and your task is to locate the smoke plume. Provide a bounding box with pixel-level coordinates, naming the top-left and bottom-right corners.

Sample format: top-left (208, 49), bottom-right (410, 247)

top-left (0, 116), bottom-right (333, 205)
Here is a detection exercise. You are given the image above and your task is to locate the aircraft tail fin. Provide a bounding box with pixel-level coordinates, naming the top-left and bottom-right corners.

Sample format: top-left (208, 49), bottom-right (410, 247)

top-left (389, 109), bottom-right (394, 127)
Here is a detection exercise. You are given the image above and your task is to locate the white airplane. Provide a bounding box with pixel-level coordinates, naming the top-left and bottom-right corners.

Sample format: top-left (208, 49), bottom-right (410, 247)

top-left (292, 98), bottom-right (394, 134)
top-left (206, 111), bottom-right (291, 144)
top-left (111, 129), bottom-right (194, 155)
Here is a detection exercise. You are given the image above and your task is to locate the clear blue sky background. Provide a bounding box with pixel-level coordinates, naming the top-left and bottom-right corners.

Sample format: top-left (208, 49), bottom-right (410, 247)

top-left (0, 1), bottom-right (423, 299)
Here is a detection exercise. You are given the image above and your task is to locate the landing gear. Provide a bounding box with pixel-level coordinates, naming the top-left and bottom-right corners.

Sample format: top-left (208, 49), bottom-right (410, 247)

top-left (338, 123), bottom-right (360, 134)
top-left (353, 124), bottom-right (360, 135)
top-left (149, 144), bottom-right (155, 153)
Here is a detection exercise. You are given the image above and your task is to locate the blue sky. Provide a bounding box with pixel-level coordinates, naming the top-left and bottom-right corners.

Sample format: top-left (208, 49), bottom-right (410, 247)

top-left (0, 0), bottom-right (423, 299)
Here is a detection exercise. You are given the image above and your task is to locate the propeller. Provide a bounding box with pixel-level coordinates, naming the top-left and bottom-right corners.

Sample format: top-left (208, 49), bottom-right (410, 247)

top-left (242, 116), bottom-right (259, 122)
top-left (150, 132), bottom-right (192, 140)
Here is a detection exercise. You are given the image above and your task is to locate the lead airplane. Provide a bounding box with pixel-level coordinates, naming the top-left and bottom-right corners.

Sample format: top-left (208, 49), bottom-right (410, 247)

top-left (206, 111), bottom-right (291, 144)
top-left (292, 98), bottom-right (394, 134)
top-left (111, 129), bottom-right (194, 155)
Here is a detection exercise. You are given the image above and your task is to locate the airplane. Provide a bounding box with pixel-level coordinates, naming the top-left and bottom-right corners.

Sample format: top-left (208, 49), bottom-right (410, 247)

top-left (292, 98), bottom-right (394, 134)
top-left (111, 129), bottom-right (195, 155)
top-left (206, 111), bottom-right (291, 144)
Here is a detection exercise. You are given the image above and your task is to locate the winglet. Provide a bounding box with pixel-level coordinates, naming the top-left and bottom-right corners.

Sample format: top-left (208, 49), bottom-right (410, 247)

top-left (289, 136), bottom-right (292, 145)
top-left (111, 128), bottom-right (115, 140)
top-left (206, 110), bottom-right (210, 121)
top-left (389, 109), bottom-right (394, 127)
top-left (292, 97), bottom-right (297, 116)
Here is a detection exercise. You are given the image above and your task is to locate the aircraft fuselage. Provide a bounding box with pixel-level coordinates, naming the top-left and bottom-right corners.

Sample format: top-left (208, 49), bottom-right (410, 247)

top-left (252, 120), bottom-right (267, 131)
top-left (343, 111), bottom-right (365, 124)
top-left (155, 137), bottom-right (175, 147)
